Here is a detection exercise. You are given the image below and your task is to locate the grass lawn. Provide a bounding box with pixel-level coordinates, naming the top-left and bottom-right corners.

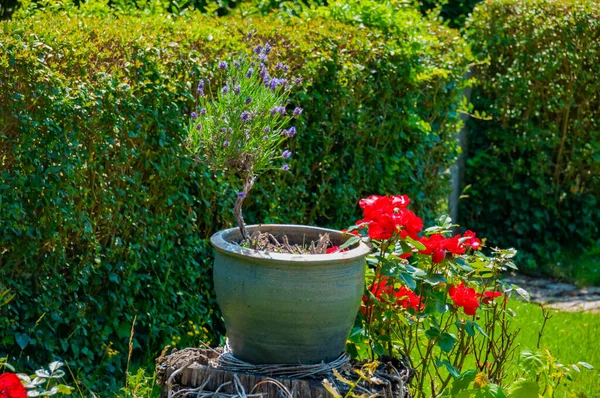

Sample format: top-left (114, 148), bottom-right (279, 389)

top-left (509, 300), bottom-right (600, 397)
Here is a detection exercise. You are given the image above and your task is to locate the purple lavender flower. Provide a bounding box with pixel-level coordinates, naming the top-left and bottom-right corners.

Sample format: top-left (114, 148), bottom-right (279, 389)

top-left (234, 85), bottom-right (241, 95)
top-left (263, 135), bottom-right (269, 140)
top-left (281, 129), bottom-right (288, 136)
top-left (222, 85), bottom-right (229, 94)
top-left (276, 62), bottom-right (283, 70)
top-left (293, 107), bottom-right (303, 117)
top-left (294, 77), bottom-right (303, 85)
top-left (240, 111), bottom-right (250, 121)
top-left (258, 53), bottom-right (268, 62)
top-left (282, 164), bottom-right (290, 171)
top-left (246, 68), bottom-right (253, 78)
top-left (269, 78), bottom-right (279, 91)
top-left (282, 150), bottom-right (292, 159)
top-left (223, 140), bottom-right (230, 148)
top-left (191, 111), bottom-right (198, 119)
top-left (278, 106), bottom-right (286, 115)
top-left (253, 45), bottom-right (263, 55)
top-left (265, 43), bottom-right (272, 54)
top-left (283, 65), bottom-right (289, 73)
top-left (264, 126), bottom-right (271, 133)
top-left (263, 73), bottom-right (270, 84)
top-left (200, 108), bottom-right (207, 116)
top-left (270, 108), bottom-right (278, 116)
top-left (238, 191), bottom-right (246, 199)
top-left (196, 123), bottom-right (202, 131)
top-left (218, 61), bottom-right (227, 69)
top-left (234, 60), bottom-right (240, 69)
top-left (246, 97), bottom-right (252, 104)
top-left (197, 80), bottom-right (205, 95)
top-left (287, 126), bottom-right (296, 137)
top-left (221, 127), bottom-right (227, 133)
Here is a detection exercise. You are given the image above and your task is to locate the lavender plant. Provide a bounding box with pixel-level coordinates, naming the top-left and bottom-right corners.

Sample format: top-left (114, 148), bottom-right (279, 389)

top-left (186, 39), bottom-right (302, 240)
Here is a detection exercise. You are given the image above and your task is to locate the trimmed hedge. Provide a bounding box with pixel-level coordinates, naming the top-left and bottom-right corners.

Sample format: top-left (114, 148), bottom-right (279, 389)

top-left (461, 0), bottom-right (600, 273)
top-left (0, 7), bottom-right (468, 389)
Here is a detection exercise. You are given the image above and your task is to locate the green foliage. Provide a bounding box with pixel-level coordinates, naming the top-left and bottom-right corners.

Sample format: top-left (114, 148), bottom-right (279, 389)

top-left (0, 6), bottom-right (468, 392)
top-left (460, 0), bottom-right (600, 275)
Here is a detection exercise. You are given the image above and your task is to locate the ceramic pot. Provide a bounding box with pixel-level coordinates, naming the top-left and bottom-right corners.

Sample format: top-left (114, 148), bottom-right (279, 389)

top-left (211, 224), bottom-right (370, 364)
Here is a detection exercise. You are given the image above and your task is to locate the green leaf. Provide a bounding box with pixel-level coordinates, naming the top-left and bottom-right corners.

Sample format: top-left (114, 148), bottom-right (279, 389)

top-left (396, 271), bottom-right (416, 290)
top-left (15, 333), bottom-right (31, 350)
top-left (464, 320), bottom-right (475, 336)
top-left (339, 236), bottom-right (361, 250)
top-left (476, 383), bottom-right (506, 398)
top-left (425, 327), bottom-right (440, 340)
top-left (519, 350), bottom-right (546, 375)
top-left (436, 302), bottom-right (449, 314)
top-left (507, 379), bottom-right (539, 398)
top-left (405, 236), bottom-right (426, 250)
top-left (437, 359), bottom-right (460, 377)
top-left (451, 369), bottom-right (477, 394)
top-left (515, 287), bottom-right (530, 301)
top-left (56, 384), bottom-right (74, 395)
top-left (373, 341), bottom-right (385, 356)
top-left (578, 361), bottom-right (594, 370)
top-left (438, 332), bottom-right (457, 353)
top-left (470, 320), bottom-right (489, 338)
top-left (424, 274), bottom-right (446, 286)
top-left (571, 364), bottom-right (580, 372)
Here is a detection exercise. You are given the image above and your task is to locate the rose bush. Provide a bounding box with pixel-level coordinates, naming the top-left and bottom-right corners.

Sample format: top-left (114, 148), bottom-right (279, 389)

top-left (339, 194), bottom-right (594, 397)
top-left (343, 194), bottom-right (525, 396)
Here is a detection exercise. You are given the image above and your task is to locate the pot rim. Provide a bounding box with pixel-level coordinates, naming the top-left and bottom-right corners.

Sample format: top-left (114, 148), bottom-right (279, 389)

top-left (210, 224), bottom-right (371, 264)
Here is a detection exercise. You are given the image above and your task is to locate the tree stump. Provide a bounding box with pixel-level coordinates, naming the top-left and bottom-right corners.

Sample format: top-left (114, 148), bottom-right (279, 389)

top-left (156, 347), bottom-right (412, 398)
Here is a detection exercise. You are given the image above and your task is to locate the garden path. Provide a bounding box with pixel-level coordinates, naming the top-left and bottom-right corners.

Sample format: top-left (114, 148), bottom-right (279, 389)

top-left (504, 274), bottom-right (600, 313)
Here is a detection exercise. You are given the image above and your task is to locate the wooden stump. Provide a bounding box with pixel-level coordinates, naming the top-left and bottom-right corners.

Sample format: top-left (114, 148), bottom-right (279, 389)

top-left (156, 348), bottom-right (411, 398)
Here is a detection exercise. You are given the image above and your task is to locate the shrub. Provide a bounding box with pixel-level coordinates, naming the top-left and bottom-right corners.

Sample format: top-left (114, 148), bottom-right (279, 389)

top-left (460, 0), bottom-right (600, 274)
top-left (0, 7), bottom-right (468, 390)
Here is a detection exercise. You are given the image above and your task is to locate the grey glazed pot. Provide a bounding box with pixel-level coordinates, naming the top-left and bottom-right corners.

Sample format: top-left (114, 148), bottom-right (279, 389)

top-left (211, 224), bottom-right (370, 365)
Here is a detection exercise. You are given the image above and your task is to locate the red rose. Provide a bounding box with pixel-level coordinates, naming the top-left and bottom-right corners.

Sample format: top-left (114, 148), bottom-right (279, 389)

top-left (366, 278), bottom-right (422, 311)
top-left (325, 246), bottom-right (349, 254)
top-left (418, 234), bottom-right (446, 255)
top-left (419, 233), bottom-right (465, 261)
top-left (463, 230), bottom-right (482, 251)
top-left (478, 291), bottom-right (502, 304)
top-left (442, 235), bottom-right (466, 255)
top-left (368, 277), bottom-right (394, 301)
top-left (0, 373), bottom-right (27, 398)
top-left (432, 248), bottom-right (446, 264)
top-left (367, 214), bottom-right (397, 240)
top-left (399, 251), bottom-right (413, 259)
top-left (393, 208), bottom-right (423, 239)
top-left (449, 283), bottom-right (480, 316)
top-left (391, 195), bottom-right (410, 208)
top-left (395, 286), bottom-right (423, 311)
top-left (360, 195), bottom-right (395, 222)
